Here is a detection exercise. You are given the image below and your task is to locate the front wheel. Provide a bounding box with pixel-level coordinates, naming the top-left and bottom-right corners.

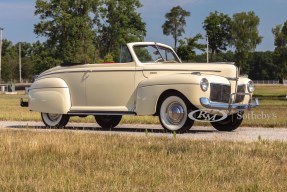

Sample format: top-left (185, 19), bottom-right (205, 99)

top-left (41, 113), bottom-right (70, 128)
top-left (159, 94), bottom-right (194, 133)
top-left (95, 115), bottom-right (122, 129)
top-left (210, 112), bottom-right (244, 131)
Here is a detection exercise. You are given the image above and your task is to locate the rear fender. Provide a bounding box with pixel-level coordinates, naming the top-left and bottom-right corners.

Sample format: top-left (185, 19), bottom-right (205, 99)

top-left (29, 78), bottom-right (71, 114)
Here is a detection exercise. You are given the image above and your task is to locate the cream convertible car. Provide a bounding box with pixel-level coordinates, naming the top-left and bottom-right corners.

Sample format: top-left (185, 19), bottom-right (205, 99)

top-left (21, 42), bottom-right (258, 133)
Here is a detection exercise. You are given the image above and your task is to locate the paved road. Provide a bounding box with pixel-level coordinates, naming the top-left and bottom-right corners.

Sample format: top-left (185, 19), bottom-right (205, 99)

top-left (1, 121), bottom-right (287, 142)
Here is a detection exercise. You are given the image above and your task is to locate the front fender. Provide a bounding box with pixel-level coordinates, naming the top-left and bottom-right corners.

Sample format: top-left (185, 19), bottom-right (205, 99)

top-left (135, 73), bottom-right (233, 115)
top-left (135, 74), bottom-right (206, 115)
top-left (29, 78), bottom-right (71, 114)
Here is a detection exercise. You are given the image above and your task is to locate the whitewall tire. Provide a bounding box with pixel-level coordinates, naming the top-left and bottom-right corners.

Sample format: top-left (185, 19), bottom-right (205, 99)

top-left (41, 113), bottom-right (70, 128)
top-left (159, 94), bottom-right (194, 133)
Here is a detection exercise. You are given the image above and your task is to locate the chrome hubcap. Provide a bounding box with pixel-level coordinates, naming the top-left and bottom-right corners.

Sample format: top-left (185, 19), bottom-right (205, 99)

top-left (166, 102), bottom-right (184, 124)
top-left (47, 114), bottom-right (61, 121)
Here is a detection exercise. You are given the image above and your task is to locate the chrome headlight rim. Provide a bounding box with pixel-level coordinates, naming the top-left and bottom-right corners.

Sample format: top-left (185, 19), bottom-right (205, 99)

top-left (200, 78), bottom-right (209, 92)
top-left (247, 81), bottom-right (255, 93)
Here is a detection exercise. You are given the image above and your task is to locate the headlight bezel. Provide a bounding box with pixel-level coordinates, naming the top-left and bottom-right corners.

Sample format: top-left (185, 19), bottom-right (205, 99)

top-left (247, 81), bottom-right (255, 93)
top-left (200, 78), bottom-right (209, 92)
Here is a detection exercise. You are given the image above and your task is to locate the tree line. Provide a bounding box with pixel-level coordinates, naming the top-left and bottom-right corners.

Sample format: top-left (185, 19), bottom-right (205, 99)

top-left (1, 1), bottom-right (286, 83)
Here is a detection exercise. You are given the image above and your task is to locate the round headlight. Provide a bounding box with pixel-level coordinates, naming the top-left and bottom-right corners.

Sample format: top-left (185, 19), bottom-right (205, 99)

top-left (200, 78), bottom-right (209, 92)
top-left (247, 81), bottom-right (255, 93)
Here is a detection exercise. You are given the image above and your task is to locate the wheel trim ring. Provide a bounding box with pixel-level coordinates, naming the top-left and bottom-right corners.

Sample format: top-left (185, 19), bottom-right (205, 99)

top-left (160, 96), bottom-right (188, 131)
top-left (47, 114), bottom-right (62, 122)
top-left (166, 102), bottom-right (185, 125)
top-left (42, 113), bottom-right (62, 127)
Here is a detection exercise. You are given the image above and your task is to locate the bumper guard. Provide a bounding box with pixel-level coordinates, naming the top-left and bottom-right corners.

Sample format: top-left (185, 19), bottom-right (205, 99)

top-left (20, 98), bottom-right (29, 107)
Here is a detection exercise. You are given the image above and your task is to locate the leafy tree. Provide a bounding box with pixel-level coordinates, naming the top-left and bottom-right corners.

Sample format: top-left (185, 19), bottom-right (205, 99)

top-left (194, 50), bottom-right (235, 63)
top-left (96, 0), bottom-right (146, 59)
top-left (203, 11), bottom-right (232, 61)
top-left (248, 51), bottom-right (276, 80)
top-left (1, 39), bottom-right (13, 57)
top-left (1, 39), bottom-right (16, 82)
top-left (272, 24), bottom-right (287, 48)
top-left (31, 41), bottom-right (62, 75)
top-left (0, 40), bottom-right (33, 82)
top-left (176, 34), bottom-right (205, 62)
top-left (272, 21), bottom-right (287, 83)
top-left (16, 42), bottom-right (34, 82)
top-left (230, 11), bottom-right (262, 74)
top-left (162, 6), bottom-right (190, 49)
top-left (34, 0), bottom-right (100, 63)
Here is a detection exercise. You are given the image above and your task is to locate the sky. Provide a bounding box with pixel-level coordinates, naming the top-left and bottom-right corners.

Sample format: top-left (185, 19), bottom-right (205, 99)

top-left (0, 0), bottom-right (287, 52)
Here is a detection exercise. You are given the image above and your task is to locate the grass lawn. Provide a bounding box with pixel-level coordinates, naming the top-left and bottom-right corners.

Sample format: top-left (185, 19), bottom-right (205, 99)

top-left (254, 84), bottom-right (287, 97)
top-left (0, 130), bottom-right (287, 191)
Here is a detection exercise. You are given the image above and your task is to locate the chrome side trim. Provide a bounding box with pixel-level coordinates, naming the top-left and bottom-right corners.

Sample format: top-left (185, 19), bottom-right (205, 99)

top-left (68, 111), bottom-right (136, 116)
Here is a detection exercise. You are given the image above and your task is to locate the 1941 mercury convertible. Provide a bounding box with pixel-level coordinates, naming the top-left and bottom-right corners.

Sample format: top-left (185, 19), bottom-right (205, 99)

top-left (21, 42), bottom-right (259, 133)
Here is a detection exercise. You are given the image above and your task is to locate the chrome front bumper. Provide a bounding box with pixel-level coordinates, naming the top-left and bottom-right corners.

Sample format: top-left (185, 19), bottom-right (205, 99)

top-left (200, 93), bottom-right (259, 111)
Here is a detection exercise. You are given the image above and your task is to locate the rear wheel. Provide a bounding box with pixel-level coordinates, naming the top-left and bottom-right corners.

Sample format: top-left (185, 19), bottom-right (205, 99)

top-left (211, 112), bottom-right (244, 131)
top-left (41, 113), bottom-right (70, 128)
top-left (159, 94), bottom-right (194, 133)
top-left (95, 115), bottom-right (122, 129)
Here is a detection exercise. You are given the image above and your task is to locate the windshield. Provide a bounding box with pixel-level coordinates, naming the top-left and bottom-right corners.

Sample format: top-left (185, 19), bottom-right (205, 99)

top-left (133, 45), bottom-right (180, 63)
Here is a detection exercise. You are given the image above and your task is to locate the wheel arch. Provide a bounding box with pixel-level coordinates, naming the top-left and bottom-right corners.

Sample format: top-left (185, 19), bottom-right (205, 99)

top-left (155, 89), bottom-right (196, 116)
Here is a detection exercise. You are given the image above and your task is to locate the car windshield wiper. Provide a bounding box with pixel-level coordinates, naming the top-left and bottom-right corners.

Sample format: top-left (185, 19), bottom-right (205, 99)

top-left (154, 42), bottom-right (165, 62)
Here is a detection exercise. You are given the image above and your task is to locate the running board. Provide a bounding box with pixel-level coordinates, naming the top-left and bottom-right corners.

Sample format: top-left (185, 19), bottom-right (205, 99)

top-left (67, 111), bottom-right (136, 116)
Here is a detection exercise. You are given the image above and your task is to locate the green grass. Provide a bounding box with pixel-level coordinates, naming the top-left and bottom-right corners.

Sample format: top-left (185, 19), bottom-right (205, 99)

top-left (254, 85), bottom-right (287, 97)
top-left (0, 130), bottom-right (287, 191)
top-left (1, 92), bottom-right (287, 127)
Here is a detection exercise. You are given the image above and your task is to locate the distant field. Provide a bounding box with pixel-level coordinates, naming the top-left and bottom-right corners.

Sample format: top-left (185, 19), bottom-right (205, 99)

top-left (0, 85), bottom-right (286, 127)
top-left (0, 130), bottom-right (287, 191)
top-left (254, 84), bottom-right (287, 97)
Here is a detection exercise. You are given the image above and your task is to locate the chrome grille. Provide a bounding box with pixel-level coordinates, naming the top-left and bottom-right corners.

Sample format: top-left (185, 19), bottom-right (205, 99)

top-left (235, 84), bottom-right (246, 103)
top-left (210, 83), bottom-right (231, 103)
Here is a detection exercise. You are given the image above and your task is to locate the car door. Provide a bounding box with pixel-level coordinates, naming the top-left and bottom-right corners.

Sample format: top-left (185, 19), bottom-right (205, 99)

top-left (85, 62), bottom-right (136, 112)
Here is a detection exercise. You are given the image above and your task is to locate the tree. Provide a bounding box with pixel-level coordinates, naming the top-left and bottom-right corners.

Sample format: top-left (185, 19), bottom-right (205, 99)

top-left (272, 21), bottom-right (287, 83)
top-left (31, 41), bottom-right (62, 75)
top-left (176, 34), bottom-right (205, 62)
top-left (34, 0), bottom-right (100, 63)
top-left (0, 40), bottom-right (34, 82)
top-left (1, 39), bottom-right (16, 82)
top-left (162, 6), bottom-right (190, 49)
top-left (230, 11), bottom-right (262, 74)
top-left (248, 51), bottom-right (276, 80)
top-left (203, 11), bottom-right (232, 61)
top-left (96, 0), bottom-right (146, 60)
top-left (16, 42), bottom-right (34, 82)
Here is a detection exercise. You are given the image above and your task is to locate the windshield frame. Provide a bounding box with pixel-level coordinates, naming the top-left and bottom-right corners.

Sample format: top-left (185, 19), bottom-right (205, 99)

top-left (132, 43), bottom-right (181, 64)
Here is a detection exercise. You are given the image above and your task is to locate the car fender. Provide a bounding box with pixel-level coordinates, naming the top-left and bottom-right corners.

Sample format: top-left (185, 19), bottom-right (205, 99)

top-left (135, 74), bottom-right (209, 115)
top-left (29, 78), bottom-right (71, 114)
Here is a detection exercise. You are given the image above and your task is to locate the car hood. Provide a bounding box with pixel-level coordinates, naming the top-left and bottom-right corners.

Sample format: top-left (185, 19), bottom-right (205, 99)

top-left (141, 63), bottom-right (238, 79)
